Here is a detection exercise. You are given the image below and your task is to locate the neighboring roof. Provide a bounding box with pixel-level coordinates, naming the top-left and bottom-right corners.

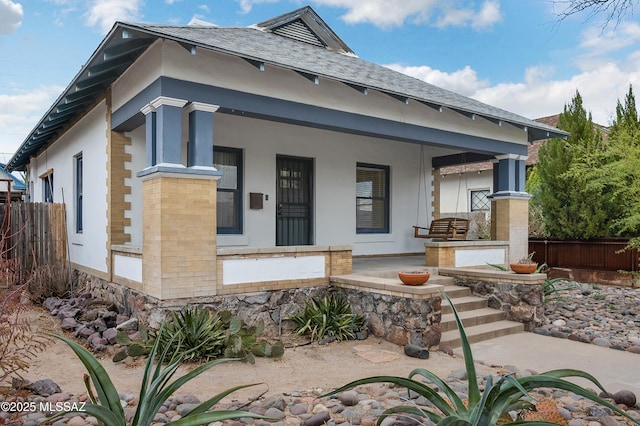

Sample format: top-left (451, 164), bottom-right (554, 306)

top-left (0, 163), bottom-right (26, 191)
top-left (7, 6), bottom-right (568, 172)
top-left (439, 114), bottom-right (609, 175)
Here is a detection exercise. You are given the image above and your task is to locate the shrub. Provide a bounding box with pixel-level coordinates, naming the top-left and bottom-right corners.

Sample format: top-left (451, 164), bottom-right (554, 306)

top-left (50, 333), bottom-right (267, 426)
top-left (150, 306), bottom-right (284, 365)
top-left (323, 293), bottom-right (637, 425)
top-left (152, 305), bottom-right (226, 364)
top-left (28, 263), bottom-right (73, 303)
top-left (288, 294), bottom-right (364, 342)
top-left (0, 280), bottom-right (49, 385)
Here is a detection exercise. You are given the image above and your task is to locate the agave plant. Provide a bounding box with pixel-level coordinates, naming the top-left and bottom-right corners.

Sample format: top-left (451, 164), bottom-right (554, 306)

top-left (153, 305), bottom-right (226, 364)
top-left (323, 293), bottom-right (637, 425)
top-left (49, 334), bottom-right (266, 426)
top-left (288, 294), bottom-right (364, 342)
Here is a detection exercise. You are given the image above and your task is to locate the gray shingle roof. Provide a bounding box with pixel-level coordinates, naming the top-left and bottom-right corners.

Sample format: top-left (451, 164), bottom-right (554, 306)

top-left (7, 6), bottom-right (567, 171)
top-left (128, 20), bottom-right (566, 142)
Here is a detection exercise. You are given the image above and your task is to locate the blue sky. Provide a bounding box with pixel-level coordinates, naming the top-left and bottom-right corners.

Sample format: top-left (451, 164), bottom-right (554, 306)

top-left (1, 0), bottom-right (639, 161)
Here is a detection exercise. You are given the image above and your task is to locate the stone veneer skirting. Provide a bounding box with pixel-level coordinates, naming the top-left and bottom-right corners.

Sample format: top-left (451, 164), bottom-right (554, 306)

top-left (75, 269), bottom-right (441, 347)
top-left (439, 266), bottom-right (545, 331)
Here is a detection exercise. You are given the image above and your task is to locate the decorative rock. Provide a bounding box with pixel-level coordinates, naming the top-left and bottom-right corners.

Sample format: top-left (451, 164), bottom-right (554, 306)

top-left (176, 403), bottom-right (199, 416)
top-left (102, 327), bottom-right (118, 344)
top-left (264, 407), bottom-right (286, 420)
top-left (290, 403), bottom-right (309, 415)
top-left (67, 415), bottom-right (88, 426)
top-left (601, 415), bottom-right (622, 426)
top-left (303, 411), bottom-right (331, 426)
top-left (628, 346), bottom-right (640, 354)
top-left (28, 379), bottom-right (62, 396)
top-left (116, 317), bottom-right (139, 332)
top-left (339, 391), bottom-right (359, 407)
top-left (61, 317), bottom-right (79, 330)
top-left (403, 344), bottom-right (429, 359)
top-left (261, 395), bottom-right (287, 411)
top-left (431, 347), bottom-right (452, 360)
top-left (386, 326), bottom-right (408, 346)
top-left (613, 390), bottom-right (636, 407)
top-left (448, 369), bottom-right (468, 381)
top-left (592, 337), bottom-right (611, 348)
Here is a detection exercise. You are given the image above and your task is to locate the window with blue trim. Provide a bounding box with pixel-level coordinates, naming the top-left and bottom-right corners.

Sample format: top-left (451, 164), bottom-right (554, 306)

top-left (41, 170), bottom-right (53, 203)
top-left (356, 163), bottom-right (390, 233)
top-left (75, 153), bottom-right (83, 233)
top-left (214, 146), bottom-right (243, 234)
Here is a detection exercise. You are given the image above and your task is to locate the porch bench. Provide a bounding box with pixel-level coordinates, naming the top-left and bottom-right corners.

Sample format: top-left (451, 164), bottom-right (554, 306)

top-left (413, 218), bottom-right (469, 240)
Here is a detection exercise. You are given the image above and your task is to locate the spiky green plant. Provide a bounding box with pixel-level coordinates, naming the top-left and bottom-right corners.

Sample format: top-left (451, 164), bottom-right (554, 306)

top-left (544, 278), bottom-right (577, 301)
top-left (288, 294), bottom-right (364, 342)
top-left (153, 305), bottom-right (226, 364)
top-left (49, 333), bottom-right (266, 426)
top-left (323, 293), bottom-right (637, 425)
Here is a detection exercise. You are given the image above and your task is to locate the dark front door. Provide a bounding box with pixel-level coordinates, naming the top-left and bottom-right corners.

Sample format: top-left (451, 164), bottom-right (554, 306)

top-left (276, 155), bottom-right (313, 246)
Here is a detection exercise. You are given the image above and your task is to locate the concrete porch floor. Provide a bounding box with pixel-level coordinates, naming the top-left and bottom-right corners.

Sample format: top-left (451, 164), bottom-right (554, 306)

top-left (352, 255), bottom-right (427, 274)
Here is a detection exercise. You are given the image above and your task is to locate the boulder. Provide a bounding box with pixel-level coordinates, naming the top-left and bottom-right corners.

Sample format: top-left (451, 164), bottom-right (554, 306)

top-left (28, 379), bottom-right (62, 397)
top-left (116, 317), bottom-right (139, 332)
top-left (404, 344), bottom-right (429, 359)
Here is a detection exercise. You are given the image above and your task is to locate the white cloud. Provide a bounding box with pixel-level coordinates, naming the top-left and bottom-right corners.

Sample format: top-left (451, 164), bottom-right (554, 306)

top-left (388, 58), bottom-right (640, 126)
top-left (579, 22), bottom-right (640, 56)
top-left (237, 0), bottom-right (501, 30)
top-left (0, 0), bottom-right (23, 35)
top-left (84, 0), bottom-right (143, 33)
top-left (0, 86), bottom-right (63, 156)
top-left (385, 63), bottom-right (489, 96)
top-left (435, 1), bottom-right (502, 30)
top-left (238, 0), bottom-right (280, 14)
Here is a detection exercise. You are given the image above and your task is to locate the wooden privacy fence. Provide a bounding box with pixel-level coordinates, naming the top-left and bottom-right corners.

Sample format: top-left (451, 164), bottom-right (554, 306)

top-left (0, 202), bottom-right (67, 284)
top-left (529, 238), bottom-right (639, 272)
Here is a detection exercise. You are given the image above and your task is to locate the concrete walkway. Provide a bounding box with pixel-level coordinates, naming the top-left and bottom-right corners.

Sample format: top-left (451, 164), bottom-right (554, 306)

top-left (352, 256), bottom-right (639, 396)
top-left (467, 333), bottom-right (640, 396)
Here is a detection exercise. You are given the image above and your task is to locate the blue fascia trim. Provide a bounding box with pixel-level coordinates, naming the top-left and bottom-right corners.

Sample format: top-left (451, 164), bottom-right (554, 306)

top-left (136, 165), bottom-right (223, 178)
top-left (489, 191), bottom-right (532, 199)
top-left (113, 77), bottom-right (528, 156)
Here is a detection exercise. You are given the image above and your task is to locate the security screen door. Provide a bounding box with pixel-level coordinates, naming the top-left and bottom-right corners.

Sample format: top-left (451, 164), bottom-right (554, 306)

top-left (276, 155), bottom-right (313, 246)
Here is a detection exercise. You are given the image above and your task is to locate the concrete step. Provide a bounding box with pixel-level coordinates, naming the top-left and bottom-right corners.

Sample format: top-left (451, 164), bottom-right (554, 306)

top-left (440, 307), bottom-right (506, 332)
top-left (440, 320), bottom-right (525, 348)
top-left (441, 285), bottom-right (472, 299)
top-left (441, 295), bottom-right (488, 314)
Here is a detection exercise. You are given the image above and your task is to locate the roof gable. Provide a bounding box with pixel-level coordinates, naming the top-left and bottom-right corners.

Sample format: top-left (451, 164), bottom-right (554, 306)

top-left (254, 6), bottom-right (354, 55)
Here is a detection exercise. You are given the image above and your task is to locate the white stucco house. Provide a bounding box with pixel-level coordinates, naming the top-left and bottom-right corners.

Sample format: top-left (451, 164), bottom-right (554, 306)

top-left (7, 6), bottom-right (567, 301)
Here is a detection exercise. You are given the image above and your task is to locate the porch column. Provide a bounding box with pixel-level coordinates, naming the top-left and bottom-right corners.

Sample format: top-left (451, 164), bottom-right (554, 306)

top-left (186, 102), bottom-right (219, 167)
top-left (137, 98), bottom-right (222, 300)
top-left (140, 96), bottom-right (187, 168)
top-left (490, 154), bottom-right (529, 263)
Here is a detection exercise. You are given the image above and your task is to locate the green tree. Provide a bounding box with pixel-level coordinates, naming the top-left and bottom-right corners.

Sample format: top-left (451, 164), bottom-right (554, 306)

top-left (535, 90), bottom-right (607, 239)
top-left (565, 86), bottom-right (640, 242)
top-left (609, 85), bottom-right (640, 138)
